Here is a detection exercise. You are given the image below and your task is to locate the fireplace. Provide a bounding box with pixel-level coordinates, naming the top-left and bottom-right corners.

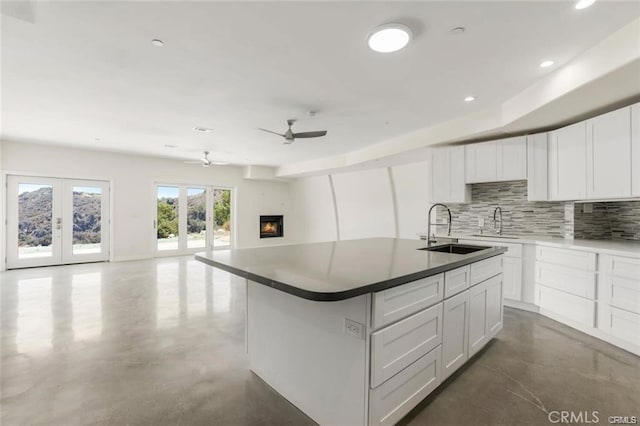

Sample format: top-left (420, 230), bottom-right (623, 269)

top-left (260, 215), bottom-right (284, 238)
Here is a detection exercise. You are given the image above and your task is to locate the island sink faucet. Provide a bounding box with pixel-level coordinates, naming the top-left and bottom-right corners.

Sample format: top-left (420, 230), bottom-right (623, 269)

top-left (427, 203), bottom-right (452, 247)
top-left (493, 206), bottom-right (503, 236)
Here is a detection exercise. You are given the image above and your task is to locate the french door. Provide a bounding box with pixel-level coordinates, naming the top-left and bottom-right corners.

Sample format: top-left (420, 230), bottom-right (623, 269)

top-left (6, 175), bottom-right (110, 269)
top-left (155, 184), bottom-right (232, 255)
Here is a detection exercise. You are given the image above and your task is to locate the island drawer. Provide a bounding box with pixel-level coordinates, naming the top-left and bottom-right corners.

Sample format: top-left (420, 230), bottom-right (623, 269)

top-left (470, 256), bottom-right (502, 286)
top-left (372, 273), bottom-right (444, 329)
top-left (444, 265), bottom-right (470, 298)
top-left (370, 303), bottom-right (442, 388)
top-left (369, 345), bottom-right (442, 426)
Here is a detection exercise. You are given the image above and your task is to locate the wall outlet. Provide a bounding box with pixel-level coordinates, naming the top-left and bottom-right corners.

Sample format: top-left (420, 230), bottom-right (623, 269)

top-left (478, 217), bottom-right (485, 227)
top-left (344, 319), bottom-right (365, 340)
top-left (583, 203), bottom-right (593, 213)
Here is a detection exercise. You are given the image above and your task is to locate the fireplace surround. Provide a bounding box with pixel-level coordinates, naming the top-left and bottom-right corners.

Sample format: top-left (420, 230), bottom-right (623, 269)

top-left (260, 215), bottom-right (283, 238)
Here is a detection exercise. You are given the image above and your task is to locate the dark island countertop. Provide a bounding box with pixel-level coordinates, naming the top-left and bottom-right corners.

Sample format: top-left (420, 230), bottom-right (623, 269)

top-left (195, 238), bottom-right (507, 301)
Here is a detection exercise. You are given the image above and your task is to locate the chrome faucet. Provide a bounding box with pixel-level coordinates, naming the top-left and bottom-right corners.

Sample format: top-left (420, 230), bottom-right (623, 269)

top-left (427, 203), bottom-right (452, 247)
top-left (493, 207), bottom-right (503, 236)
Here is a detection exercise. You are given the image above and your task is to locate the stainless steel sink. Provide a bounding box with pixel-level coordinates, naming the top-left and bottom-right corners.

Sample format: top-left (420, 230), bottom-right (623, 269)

top-left (418, 244), bottom-right (488, 255)
top-left (470, 234), bottom-right (518, 239)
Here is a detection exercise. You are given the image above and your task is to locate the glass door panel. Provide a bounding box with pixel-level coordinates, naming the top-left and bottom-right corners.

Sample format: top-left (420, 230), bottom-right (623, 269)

top-left (17, 183), bottom-right (55, 259)
top-left (187, 187), bottom-right (206, 249)
top-left (62, 179), bottom-right (110, 264)
top-left (156, 186), bottom-right (180, 251)
top-left (72, 186), bottom-right (103, 255)
top-left (213, 189), bottom-right (231, 248)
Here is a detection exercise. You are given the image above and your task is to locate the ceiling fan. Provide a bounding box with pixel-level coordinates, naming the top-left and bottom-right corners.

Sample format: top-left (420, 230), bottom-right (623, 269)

top-left (183, 151), bottom-right (228, 167)
top-left (259, 119), bottom-right (327, 144)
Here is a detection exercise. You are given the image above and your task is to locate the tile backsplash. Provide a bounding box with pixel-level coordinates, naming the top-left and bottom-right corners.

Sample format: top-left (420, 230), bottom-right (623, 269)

top-left (574, 201), bottom-right (640, 240)
top-left (435, 180), bottom-right (639, 241)
top-left (436, 180), bottom-right (569, 238)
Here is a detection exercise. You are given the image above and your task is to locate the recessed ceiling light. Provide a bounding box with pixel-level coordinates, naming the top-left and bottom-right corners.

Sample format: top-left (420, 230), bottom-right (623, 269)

top-left (151, 39), bottom-right (164, 47)
top-left (575, 0), bottom-right (596, 9)
top-left (464, 96), bottom-right (476, 102)
top-left (367, 23), bottom-right (412, 53)
top-left (193, 127), bottom-right (212, 133)
top-left (164, 144), bottom-right (177, 148)
top-left (540, 60), bottom-right (554, 68)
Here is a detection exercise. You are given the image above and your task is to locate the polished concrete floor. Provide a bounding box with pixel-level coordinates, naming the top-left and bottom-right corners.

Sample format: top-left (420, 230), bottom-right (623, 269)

top-left (1, 257), bottom-right (639, 425)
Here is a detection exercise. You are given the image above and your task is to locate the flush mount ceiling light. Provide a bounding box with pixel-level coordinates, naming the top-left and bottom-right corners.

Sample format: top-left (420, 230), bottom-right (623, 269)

top-left (450, 26), bottom-right (466, 35)
top-left (540, 60), bottom-right (555, 68)
top-left (151, 39), bottom-right (164, 47)
top-left (367, 23), bottom-right (412, 53)
top-left (193, 126), bottom-right (212, 133)
top-left (464, 96), bottom-right (476, 102)
top-left (575, 0), bottom-right (596, 9)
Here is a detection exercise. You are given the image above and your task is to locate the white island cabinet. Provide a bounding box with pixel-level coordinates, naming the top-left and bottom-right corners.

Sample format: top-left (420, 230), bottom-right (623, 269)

top-left (196, 238), bottom-right (505, 426)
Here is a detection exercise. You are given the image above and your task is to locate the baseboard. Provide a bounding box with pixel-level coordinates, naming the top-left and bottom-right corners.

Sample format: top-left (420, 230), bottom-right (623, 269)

top-left (504, 299), bottom-right (539, 313)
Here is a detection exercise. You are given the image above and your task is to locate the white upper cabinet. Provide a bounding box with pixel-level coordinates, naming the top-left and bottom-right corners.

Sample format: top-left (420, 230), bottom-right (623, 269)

top-left (430, 146), bottom-right (470, 204)
top-left (497, 137), bottom-right (527, 181)
top-left (526, 133), bottom-right (548, 201)
top-left (465, 137), bottom-right (526, 184)
top-left (548, 121), bottom-right (587, 200)
top-left (586, 106), bottom-right (632, 199)
top-left (465, 141), bottom-right (497, 183)
top-left (632, 102), bottom-right (640, 197)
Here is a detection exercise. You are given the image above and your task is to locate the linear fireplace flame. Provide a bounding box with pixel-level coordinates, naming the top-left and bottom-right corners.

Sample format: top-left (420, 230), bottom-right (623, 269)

top-left (260, 215), bottom-right (283, 238)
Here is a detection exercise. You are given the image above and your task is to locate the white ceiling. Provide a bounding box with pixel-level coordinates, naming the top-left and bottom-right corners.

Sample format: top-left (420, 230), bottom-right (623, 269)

top-left (2, 1), bottom-right (640, 168)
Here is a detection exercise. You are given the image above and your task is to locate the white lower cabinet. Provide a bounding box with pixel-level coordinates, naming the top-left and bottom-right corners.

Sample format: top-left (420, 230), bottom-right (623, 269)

top-left (468, 280), bottom-right (489, 357)
top-left (369, 346), bottom-right (442, 426)
top-left (502, 257), bottom-right (523, 301)
top-left (370, 303), bottom-right (443, 388)
top-left (486, 274), bottom-right (504, 337)
top-left (597, 254), bottom-right (640, 351)
top-left (369, 255), bottom-right (504, 425)
top-left (441, 290), bottom-right (469, 380)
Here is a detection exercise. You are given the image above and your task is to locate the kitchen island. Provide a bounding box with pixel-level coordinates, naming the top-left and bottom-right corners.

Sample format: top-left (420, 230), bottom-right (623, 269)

top-left (196, 238), bottom-right (506, 426)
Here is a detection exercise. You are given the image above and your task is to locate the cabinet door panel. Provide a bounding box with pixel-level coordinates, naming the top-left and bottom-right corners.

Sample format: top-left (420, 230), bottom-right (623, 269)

top-left (502, 257), bottom-right (522, 301)
top-left (465, 142), bottom-right (497, 183)
top-left (486, 274), bottom-right (503, 337)
top-left (632, 103), bottom-right (640, 196)
top-left (498, 137), bottom-right (527, 181)
top-left (587, 107), bottom-right (631, 199)
top-left (527, 133), bottom-right (548, 201)
top-left (441, 291), bottom-right (469, 380)
top-left (468, 281), bottom-right (488, 357)
top-left (549, 121), bottom-right (587, 200)
top-left (449, 146), bottom-right (469, 202)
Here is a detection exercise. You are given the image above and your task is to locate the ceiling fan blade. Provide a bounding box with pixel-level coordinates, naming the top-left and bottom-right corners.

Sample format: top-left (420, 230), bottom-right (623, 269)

top-left (184, 160), bottom-right (203, 164)
top-left (258, 128), bottom-right (285, 137)
top-left (292, 130), bottom-right (327, 139)
top-left (210, 161), bottom-right (229, 166)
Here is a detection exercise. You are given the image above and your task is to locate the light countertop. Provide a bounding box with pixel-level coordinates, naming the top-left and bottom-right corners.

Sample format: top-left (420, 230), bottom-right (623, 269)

top-left (431, 233), bottom-right (640, 258)
top-left (196, 238), bottom-right (506, 301)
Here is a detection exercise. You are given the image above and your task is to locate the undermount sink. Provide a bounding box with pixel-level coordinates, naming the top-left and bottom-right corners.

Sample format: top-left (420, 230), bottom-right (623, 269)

top-left (418, 244), bottom-right (488, 255)
top-left (470, 234), bottom-right (518, 239)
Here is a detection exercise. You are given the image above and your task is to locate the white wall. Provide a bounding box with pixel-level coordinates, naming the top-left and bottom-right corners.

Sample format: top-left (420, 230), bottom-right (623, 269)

top-left (290, 161), bottom-right (430, 243)
top-left (1, 141), bottom-right (293, 267)
top-left (332, 169), bottom-right (396, 240)
top-left (289, 175), bottom-right (338, 243)
top-left (390, 162), bottom-right (430, 239)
